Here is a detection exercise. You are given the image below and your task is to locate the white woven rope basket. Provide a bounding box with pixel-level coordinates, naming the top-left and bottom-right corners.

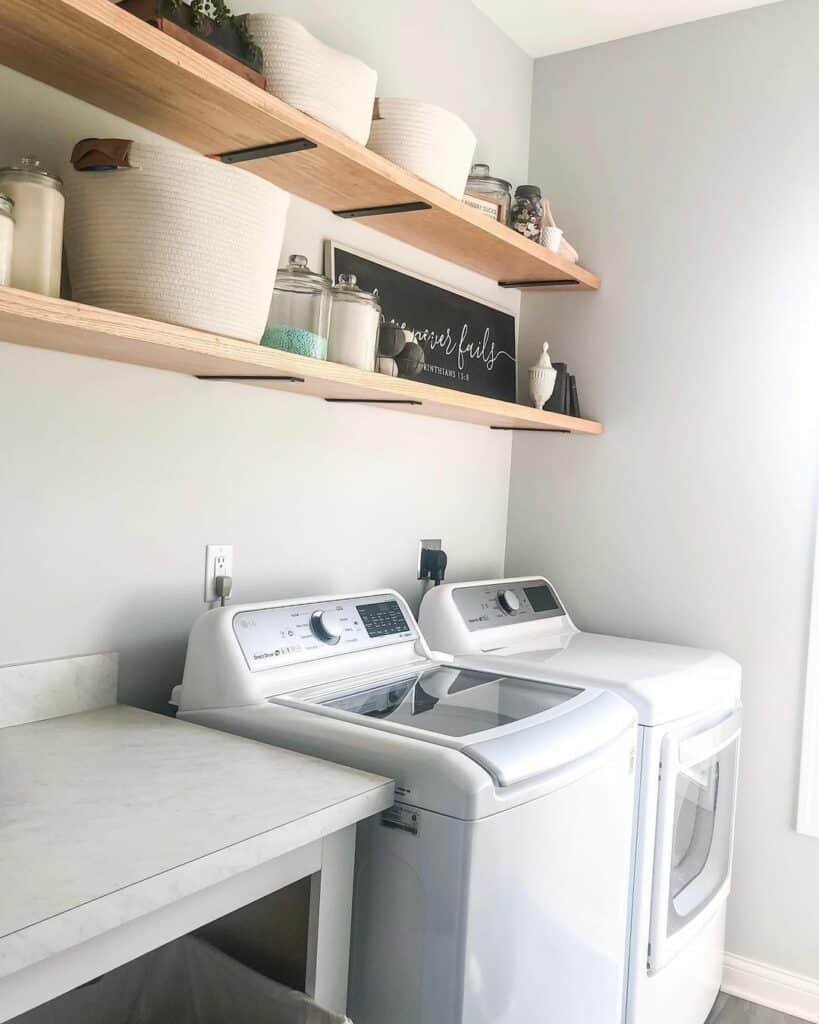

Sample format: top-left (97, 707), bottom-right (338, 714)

top-left (249, 15), bottom-right (377, 145)
top-left (367, 98), bottom-right (476, 198)
top-left (64, 139), bottom-right (289, 342)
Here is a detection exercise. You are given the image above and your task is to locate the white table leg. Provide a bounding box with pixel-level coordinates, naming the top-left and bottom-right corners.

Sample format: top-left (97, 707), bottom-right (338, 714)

top-left (305, 825), bottom-right (357, 1016)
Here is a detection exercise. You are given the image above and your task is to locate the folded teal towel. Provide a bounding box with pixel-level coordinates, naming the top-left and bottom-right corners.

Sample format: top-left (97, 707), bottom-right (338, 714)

top-left (261, 325), bottom-right (328, 359)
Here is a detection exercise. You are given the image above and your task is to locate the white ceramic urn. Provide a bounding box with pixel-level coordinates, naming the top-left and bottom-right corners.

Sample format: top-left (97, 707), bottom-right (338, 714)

top-left (529, 341), bottom-right (557, 408)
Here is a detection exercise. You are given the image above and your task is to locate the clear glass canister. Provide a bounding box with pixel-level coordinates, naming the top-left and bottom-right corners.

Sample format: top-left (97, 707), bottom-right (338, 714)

top-left (262, 254), bottom-right (332, 359)
top-left (465, 163), bottom-right (512, 225)
top-left (0, 194), bottom-right (14, 288)
top-left (511, 185), bottom-right (544, 242)
top-left (0, 157), bottom-right (64, 297)
top-left (328, 274), bottom-right (381, 372)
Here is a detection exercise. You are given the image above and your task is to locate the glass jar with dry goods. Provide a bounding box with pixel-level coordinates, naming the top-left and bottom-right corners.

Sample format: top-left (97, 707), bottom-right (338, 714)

top-left (263, 254), bottom-right (332, 359)
top-left (327, 274), bottom-right (381, 371)
top-left (0, 194), bottom-right (14, 287)
top-left (510, 185), bottom-right (544, 242)
top-left (0, 157), bottom-right (64, 297)
top-left (465, 163), bottom-right (512, 224)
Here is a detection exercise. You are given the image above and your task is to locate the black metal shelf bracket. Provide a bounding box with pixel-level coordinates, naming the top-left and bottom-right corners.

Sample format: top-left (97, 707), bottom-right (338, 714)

top-left (325, 399), bottom-right (423, 406)
top-left (490, 426), bottom-right (571, 433)
top-left (196, 375), bottom-right (305, 383)
top-left (334, 202), bottom-right (431, 219)
top-left (218, 139), bottom-right (317, 163)
top-left (498, 279), bottom-right (582, 289)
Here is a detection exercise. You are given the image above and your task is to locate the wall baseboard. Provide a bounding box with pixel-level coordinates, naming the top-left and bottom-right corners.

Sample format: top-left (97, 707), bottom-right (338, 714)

top-left (723, 952), bottom-right (819, 1021)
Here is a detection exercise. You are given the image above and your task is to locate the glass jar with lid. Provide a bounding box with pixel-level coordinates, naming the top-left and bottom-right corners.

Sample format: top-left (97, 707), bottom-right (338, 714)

top-left (465, 163), bottom-right (512, 225)
top-left (0, 194), bottom-right (15, 287)
top-left (327, 273), bottom-right (381, 371)
top-left (262, 254), bottom-right (332, 359)
top-left (0, 157), bottom-right (64, 297)
top-left (510, 185), bottom-right (545, 242)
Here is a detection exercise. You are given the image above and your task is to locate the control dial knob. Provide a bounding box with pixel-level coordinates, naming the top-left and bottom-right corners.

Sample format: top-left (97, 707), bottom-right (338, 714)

top-left (497, 589), bottom-right (521, 615)
top-left (310, 609), bottom-right (342, 645)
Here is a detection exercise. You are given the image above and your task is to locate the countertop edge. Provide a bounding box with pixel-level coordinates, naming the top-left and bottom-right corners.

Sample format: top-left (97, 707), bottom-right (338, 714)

top-left (0, 779), bottom-right (393, 980)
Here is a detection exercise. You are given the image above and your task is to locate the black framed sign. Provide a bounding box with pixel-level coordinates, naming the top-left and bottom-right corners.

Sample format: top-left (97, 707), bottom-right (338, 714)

top-left (325, 242), bottom-right (518, 402)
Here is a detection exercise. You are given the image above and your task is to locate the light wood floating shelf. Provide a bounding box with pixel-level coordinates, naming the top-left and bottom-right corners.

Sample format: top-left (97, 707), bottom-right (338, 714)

top-left (0, 288), bottom-right (602, 434)
top-left (0, 0), bottom-right (599, 292)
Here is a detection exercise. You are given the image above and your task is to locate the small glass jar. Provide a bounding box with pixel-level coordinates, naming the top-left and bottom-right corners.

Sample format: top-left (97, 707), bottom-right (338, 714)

top-left (465, 163), bottom-right (512, 225)
top-left (0, 157), bottom-right (64, 297)
top-left (0, 194), bottom-right (15, 288)
top-left (510, 185), bottom-right (544, 242)
top-left (262, 254), bottom-right (332, 359)
top-left (328, 273), bottom-right (381, 371)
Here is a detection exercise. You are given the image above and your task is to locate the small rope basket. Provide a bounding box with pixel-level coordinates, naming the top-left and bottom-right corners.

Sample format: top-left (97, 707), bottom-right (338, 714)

top-left (367, 99), bottom-right (476, 198)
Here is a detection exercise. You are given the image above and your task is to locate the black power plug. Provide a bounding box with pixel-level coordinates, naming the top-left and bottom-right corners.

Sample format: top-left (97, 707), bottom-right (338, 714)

top-left (419, 547), bottom-right (448, 586)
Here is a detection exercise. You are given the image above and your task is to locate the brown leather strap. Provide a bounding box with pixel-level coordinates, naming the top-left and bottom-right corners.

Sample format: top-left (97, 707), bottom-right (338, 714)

top-left (71, 139), bottom-right (134, 171)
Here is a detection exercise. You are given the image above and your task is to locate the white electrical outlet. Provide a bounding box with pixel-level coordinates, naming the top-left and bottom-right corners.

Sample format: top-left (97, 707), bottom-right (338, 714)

top-left (204, 544), bottom-right (233, 603)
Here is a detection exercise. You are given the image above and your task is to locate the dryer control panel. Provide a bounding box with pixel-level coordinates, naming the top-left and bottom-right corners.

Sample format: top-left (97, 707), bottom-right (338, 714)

top-left (453, 580), bottom-right (564, 632)
top-left (233, 594), bottom-right (417, 671)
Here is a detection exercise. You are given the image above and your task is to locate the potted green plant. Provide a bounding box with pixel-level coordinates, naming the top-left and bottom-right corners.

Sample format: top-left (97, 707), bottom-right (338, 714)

top-left (120, 0), bottom-right (265, 86)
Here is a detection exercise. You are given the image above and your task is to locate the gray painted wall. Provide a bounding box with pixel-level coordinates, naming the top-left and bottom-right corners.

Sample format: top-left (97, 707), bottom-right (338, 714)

top-left (0, 0), bottom-right (531, 710)
top-left (507, 0), bottom-right (819, 976)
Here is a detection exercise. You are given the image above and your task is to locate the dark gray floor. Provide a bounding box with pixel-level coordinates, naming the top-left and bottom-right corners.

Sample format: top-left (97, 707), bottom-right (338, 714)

top-left (706, 993), bottom-right (811, 1023)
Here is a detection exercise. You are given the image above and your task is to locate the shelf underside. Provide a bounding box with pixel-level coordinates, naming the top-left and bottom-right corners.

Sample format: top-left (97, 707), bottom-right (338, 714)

top-left (0, 0), bottom-right (599, 291)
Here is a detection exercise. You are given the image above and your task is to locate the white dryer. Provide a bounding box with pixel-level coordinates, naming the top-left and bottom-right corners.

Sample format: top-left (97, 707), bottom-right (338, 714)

top-left (419, 577), bottom-right (742, 1024)
top-left (175, 589), bottom-right (638, 1024)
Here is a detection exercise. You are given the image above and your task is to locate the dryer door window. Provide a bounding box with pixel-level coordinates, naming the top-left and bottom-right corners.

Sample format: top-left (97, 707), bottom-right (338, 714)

top-left (649, 710), bottom-right (741, 971)
top-left (668, 741), bottom-right (735, 930)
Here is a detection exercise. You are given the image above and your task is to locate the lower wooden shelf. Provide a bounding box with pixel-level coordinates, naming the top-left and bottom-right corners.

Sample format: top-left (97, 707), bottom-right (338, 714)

top-left (0, 288), bottom-right (602, 434)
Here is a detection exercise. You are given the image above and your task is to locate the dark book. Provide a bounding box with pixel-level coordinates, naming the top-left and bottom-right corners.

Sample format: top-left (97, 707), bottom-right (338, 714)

top-left (543, 362), bottom-right (569, 414)
top-left (568, 375), bottom-right (581, 418)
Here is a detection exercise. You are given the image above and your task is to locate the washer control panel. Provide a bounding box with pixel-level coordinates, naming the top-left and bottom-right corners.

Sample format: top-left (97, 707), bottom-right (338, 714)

top-left (233, 594), bottom-right (417, 671)
top-left (453, 580), bottom-right (564, 632)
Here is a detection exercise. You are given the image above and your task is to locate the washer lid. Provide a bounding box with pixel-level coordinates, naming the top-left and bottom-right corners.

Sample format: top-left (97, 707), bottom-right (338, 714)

top-left (462, 685), bottom-right (634, 787)
top-left (286, 663), bottom-right (636, 788)
top-left (317, 665), bottom-right (580, 736)
top-left (475, 632), bottom-right (741, 726)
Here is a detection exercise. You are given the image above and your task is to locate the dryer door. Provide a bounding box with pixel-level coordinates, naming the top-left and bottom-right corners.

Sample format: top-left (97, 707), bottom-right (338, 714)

top-left (648, 709), bottom-right (741, 972)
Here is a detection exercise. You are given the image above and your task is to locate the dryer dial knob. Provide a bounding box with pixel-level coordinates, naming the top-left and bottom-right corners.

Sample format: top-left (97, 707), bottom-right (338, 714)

top-left (310, 610), bottom-right (342, 645)
top-left (498, 589), bottom-right (521, 615)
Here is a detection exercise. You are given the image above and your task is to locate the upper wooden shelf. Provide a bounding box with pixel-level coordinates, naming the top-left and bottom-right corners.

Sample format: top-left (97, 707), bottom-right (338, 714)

top-left (0, 0), bottom-right (599, 292)
top-left (0, 287), bottom-right (602, 434)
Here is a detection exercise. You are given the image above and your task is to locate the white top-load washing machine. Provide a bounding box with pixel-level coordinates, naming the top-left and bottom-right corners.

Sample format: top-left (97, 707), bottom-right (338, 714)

top-left (419, 577), bottom-right (742, 1024)
top-left (175, 589), bottom-right (638, 1024)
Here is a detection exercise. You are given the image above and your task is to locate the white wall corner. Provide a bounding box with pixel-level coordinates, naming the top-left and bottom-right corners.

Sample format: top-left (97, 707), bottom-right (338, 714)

top-left (723, 953), bottom-right (819, 1022)
top-left (797, 514), bottom-right (819, 838)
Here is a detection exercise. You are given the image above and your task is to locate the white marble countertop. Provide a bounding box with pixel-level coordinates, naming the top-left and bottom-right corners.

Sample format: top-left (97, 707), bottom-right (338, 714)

top-left (0, 703), bottom-right (393, 983)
